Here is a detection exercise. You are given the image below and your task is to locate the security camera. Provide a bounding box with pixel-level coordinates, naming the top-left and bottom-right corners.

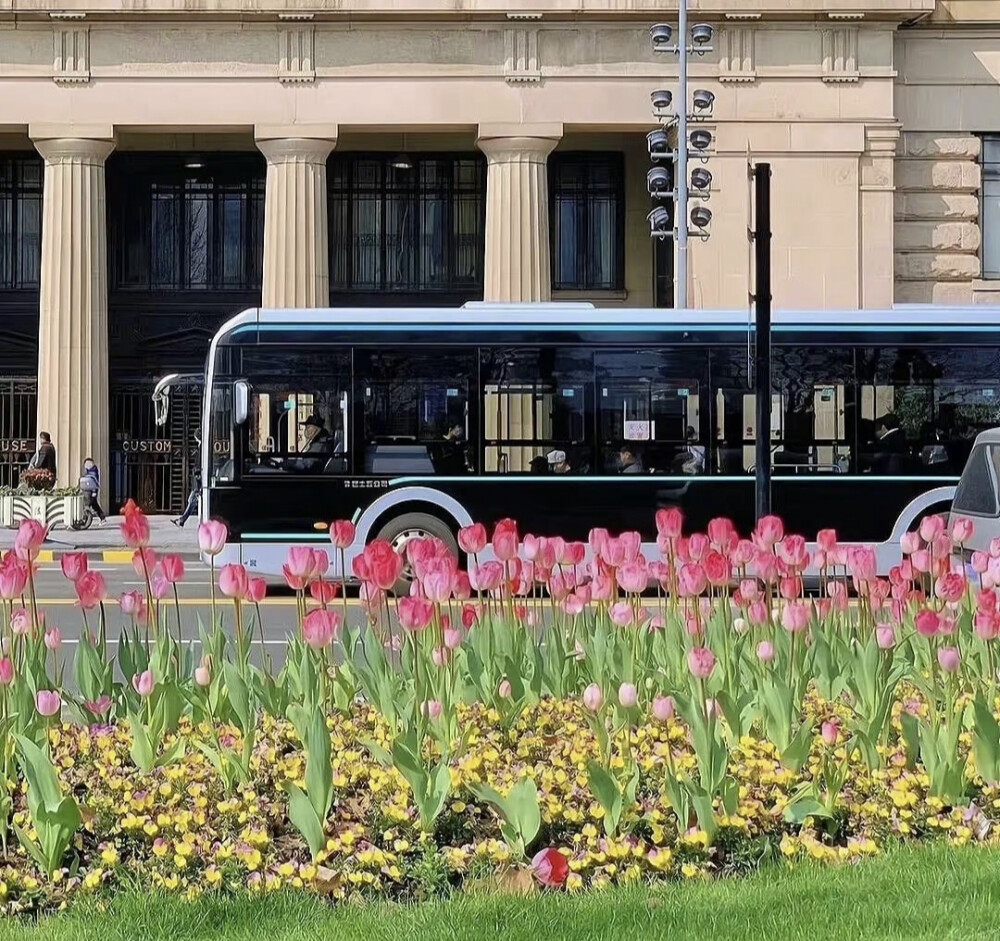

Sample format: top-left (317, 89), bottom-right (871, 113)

top-left (649, 23), bottom-right (673, 51)
top-left (647, 166), bottom-right (672, 197)
top-left (692, 89), bottom-right (715, 112)
top-left (647, 128), bottom-right (670, 158)
top-left (650, 89), bottom-right (673, 112)
top-left (689, 128), bottom-right (713, 151)
top-left (691, 23), bottom-right (714, 45)
top-left (690, 167), bottom-right (713, 191)
top-left (647, 206), bottom-right (672, 238)
top-left (690, 205), bottom-right (713, 228)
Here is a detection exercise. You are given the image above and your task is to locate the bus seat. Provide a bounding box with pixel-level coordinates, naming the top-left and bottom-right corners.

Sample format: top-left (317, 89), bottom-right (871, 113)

top-left (365, 444), bottom-right (436, 475)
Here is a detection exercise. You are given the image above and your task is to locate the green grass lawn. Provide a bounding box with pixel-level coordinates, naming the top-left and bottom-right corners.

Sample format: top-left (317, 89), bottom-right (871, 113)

top-left (3, 845), bottom-right (999, 941)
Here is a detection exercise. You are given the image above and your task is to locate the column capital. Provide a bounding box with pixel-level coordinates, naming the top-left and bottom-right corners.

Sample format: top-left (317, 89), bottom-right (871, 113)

top-left (32, 136), bottom-right (115, 166)
top-left (256, 136), bottom-right (337, 166)
top-left (477, 123), bottom-right (562, 164)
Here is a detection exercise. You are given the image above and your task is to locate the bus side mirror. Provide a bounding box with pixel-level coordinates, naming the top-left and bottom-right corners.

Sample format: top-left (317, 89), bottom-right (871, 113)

top-left (234, 380), bottom-right (250, 426)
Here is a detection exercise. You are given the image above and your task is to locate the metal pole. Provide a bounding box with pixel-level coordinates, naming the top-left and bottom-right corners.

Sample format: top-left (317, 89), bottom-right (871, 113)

top-left (753, 163), bottom-right (772, 521)
top-left (675, 0), bottom-right (688, 310)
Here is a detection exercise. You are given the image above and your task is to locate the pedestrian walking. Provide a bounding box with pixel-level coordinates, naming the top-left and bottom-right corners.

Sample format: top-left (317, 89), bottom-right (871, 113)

top-left (78, 458), bottom-right (107, 525)
top-left (28, 431), bottom-right (57, 477)
top-left (172, 467), bottom-right (201, 527)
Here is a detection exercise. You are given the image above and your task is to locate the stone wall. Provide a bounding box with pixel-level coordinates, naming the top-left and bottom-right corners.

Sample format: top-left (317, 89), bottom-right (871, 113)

top-left (894, 132), bottom-right (981, 304)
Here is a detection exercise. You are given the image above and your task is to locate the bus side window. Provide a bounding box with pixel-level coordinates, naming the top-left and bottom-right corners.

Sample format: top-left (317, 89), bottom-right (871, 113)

top-left (480, 347), bottom-right (592, 475)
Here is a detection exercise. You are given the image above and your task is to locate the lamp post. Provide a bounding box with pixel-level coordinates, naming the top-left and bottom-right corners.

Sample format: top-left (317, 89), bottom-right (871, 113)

top-left (648, 12), bottom-right (714, 309)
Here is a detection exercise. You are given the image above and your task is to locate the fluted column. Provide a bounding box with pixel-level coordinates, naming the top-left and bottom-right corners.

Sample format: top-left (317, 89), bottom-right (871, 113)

top-left (477, 124), bottom-right (562, 302)
top-left (33, 134), bottom-right (115, 491)
top-left (256, 131), bottom-right (337, 307)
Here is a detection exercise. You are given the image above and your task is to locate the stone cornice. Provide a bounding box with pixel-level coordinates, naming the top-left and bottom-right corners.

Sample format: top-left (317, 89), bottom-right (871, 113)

top-left (1, 0), bottom-right (937, 24)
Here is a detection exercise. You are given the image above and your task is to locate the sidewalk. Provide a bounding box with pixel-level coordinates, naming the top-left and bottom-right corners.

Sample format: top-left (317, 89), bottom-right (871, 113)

top-left (0, 515), bottom-right (201, 562)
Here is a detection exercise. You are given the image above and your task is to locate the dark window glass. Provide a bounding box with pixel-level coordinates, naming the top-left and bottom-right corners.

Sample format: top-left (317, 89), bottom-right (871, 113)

top-left (357, 349), bottom-right (475, 475)
top-left (108, 154), bottom-right (265, 292)
top-left (983, 137), bottom-right (1000, 280)
top-left (858, 347), bottom-right (1000, 476)
top-left (952, 444), bottom-right (1000, 516)
top-left (0, 154), bottom-right (43, 291)
top-left (597, 349), bottom-right (705, 474)
top-left (710, 346), bottom-right (854, 475)
top-left (481, 347), bottom-right (593, 474)
top-left (240, 348), bottom-right (351, 477)
top-left (549, 153), bottom-right (625, 292)
top-left (328, 155), bottom-right (486, 299)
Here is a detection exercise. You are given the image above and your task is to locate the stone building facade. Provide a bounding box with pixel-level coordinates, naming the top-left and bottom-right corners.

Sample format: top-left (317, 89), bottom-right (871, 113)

top-left (0, 0), bottom-right (996, 507)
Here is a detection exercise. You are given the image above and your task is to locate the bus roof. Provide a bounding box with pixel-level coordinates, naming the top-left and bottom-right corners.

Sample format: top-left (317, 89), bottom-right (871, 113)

top-left (212, 304), bottom-right (1000, 344)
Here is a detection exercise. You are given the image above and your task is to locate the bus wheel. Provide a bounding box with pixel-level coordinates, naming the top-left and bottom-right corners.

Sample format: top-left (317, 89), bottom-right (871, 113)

top-left (376, 512), bottom-right (459, 594)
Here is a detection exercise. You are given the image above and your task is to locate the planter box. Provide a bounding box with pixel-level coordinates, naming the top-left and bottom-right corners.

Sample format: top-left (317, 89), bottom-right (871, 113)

top-left (0, 493), bottom-right (85, 530)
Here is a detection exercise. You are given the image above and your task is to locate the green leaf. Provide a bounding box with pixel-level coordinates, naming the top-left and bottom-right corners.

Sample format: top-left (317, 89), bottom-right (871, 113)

top-left (784, 795), bottom-right (831, 825)
top-left (304, 710), bottom-right (334, 823)
top-left (506, 778), bottom-right (542, 849)
top-left (973, 695), bottom-right (1000, 785)
top-left (14, 736), bottom-right (62, 813)
top-left (281, 781), bottom-right (326, 861)
top-left (155, 738), bottom-right (186, 769)
top-left (360, 737), bottom-right (393, 769)
top-left (127, 711), bottom-right (154, 773)
top-left (899, 711), bottom-right (921, 771)
top-left (222, 662), bottom-right (252, 735)
top-left (779, 720), bottom-right (815, 774)
top-left (586, 760), bottom-right (623, 837)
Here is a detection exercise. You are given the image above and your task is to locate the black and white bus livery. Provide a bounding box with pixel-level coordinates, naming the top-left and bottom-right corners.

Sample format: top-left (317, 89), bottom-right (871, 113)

top-left (180, 303), bottom-right (1000, 578)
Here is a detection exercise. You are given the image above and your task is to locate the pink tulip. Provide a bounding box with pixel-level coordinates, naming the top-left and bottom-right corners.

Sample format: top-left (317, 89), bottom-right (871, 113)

top-left (876, 624), bottom-right (896, 649)
top-left (816, 528), bottom-right (838, 552)
top-left (756, 640), bottom-right (775, 662)
top-left (161, 554), bottom-right (185, 584)
top-left (688, 646), bottom-right (716, 679)
top-left (754, 514), bottom-right (784, 550)
top-left (285, 546), bottom-right (318, 585)
top-left (198, 520), bottom-right (228, 556)
top-left (531, 848), bottom-right (569, 888)
top-left (560, 541), bottom-right (587, 567)
top-left (911, 549), bottom-right (932, 574)
top-left (687, 533), bottom-right (709, 563)
top-left (421, 700), bottom-right (443, 720)
top-left (781, 602), bottom-right (810, 634)
top-left (194, 664), bottom-right (212, 687)
top-left (10, 607), bottom-right (29, 635)
top-left (363, 540), bottom-right (404, 591)
top-left (329, 519), bottom-right (356, 550)
top-left (43, 627), bottom-right (61, 650)
top-left (398, 596), bottom-right (434, 632)
top-left (821, 720), bottom-right (839, 746)
top-left (937, 645), bottom-right (961, 674)
top-left (312, 549), bottom-right (331, 578)
top-left (132, 669), bottom-right (154, 697)
top-left (492, 518), bottom-right (519, 562)
top-left (498, 679), bottom-right (513, 699)
top-left (151, 573), bottom-right (171, 601)
top-left (655, 507), bottom-right (683, 540)
top-left (952, 516), bottom-right (975, 544)
top-left (777, 535), bottom-right (809, 570)
top-left (707, 516), bottom-right (736, 550)
top-left (609, 602), bottom-right (634, 628)
top-left (247, 577), bottom-right (267, 604)
top-left (431, 646), bottom-right (449, 667)
top-left (303, 609), bottom-right (341, 648)
top-left (616, 561), bottom-right (648, 594)
top-left (423, 570), bottom-right (452, 604)
top-left (84, 695), bottom-right (112, 716)
top-left (35, 690), bottom-right (60, 717)
top-left (582, 683), bottom-right (603, 712)
top-left (899, 531), bottom-right (921, 555)
top-left (218, 563), bottom-right (249, 600)
top-left (0, 559), bottom-right (27, 600)
top-left (75, 571), bottom-right (107, 611)
top-left (974, 611), bottom-right (999, 641)
top-left (14, 519), bottom-right (47, 561)
top-left (120, 511), bottom-right (150, 549)
top-left (618, 682), bottom-right (638, 709)
top-left (652, 695), bottom-right (675, 721)
top-left (935, 573), bottom-right (967, 604)
top-left (0, 658), bottom-right (13, 686)
top-left (703, 550), bottom-right (730, 587)
top-left (469, 561), bottom-right (503, 593)
top-left (309, 580), bottom-right (339, 606)
top-left (678, 562), bottom-right (707, 597)
top-left (60, 552), bottom-right (88, 583)
top-left (443, 627), bottom-right (463, 650)
top-left (992, 537), bottom-right (1000, 559)
top-left (914, 608), bottom-right (941, 638)
top-left (456, 523), bottom-right (487, 555)
top-left (973, 551), bottom-right (990, 575)
top-left (120, 590), bottom-right (145, 618)
top-left (131, 548), bottom-right (156, 579)
top-left (919, 514), bottom-right (945, 544)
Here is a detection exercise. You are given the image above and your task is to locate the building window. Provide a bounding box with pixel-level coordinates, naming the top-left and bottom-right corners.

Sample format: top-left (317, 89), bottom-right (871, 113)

top-left (328, 155), bottom-right (485, 300)
top-left (0, 154), bottom-right (42, 291)
top-left (108, 154), bottom-right (265, 292)
top-left (549, 153), bottom-right (625, 292)
top-left (983, 137), bottom-right (1000, 280)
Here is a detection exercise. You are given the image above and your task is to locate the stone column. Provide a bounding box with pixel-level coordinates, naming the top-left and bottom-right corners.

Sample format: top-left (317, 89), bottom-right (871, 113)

top-left (256, 127), bottom-right (338, 308)
top-left (477, 123), bottom-right (562, 303)
top-left (32, 131), bottom-right (115, 491)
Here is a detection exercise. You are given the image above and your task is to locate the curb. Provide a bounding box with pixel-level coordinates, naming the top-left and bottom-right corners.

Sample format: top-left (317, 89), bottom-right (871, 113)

top-left (27, 549), bottom-right (203, 565)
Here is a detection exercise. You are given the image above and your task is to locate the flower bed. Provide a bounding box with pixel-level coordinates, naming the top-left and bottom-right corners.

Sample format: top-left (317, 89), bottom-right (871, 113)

top-left (0, 512), bottom-right (999, 913)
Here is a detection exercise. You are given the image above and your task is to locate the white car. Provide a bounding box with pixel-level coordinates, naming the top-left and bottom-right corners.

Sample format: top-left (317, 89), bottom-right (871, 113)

top-left (949, 427), bottom-right (1000, 558)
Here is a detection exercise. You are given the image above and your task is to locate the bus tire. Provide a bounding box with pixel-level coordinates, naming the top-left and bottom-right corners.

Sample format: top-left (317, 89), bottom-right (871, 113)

top-left (375, 512), bottom-right (459, 594)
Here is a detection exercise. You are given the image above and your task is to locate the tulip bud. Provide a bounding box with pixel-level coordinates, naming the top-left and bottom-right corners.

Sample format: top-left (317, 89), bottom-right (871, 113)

top-left (498, 679), bottom-right (512, 699)
top-left (652, 695), bottom-right (675, 722)
top-left (0, 657), bottom-right (13, 686)
top-left (821, 720), bottom-right (839, 747)
top-left (756, 640), bottom-right (774, 663)
top-left (582, 683), bottom-right (603, 712)
top-left (618, 682), bottom-right (638, 709)
top-left (421, 699), bottom-right (443, 720)
top-left (194, 665), bottom-right (211, 687)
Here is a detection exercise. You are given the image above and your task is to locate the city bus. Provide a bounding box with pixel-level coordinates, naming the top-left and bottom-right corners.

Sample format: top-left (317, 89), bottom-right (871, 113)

top-left (161, 303), bottom-right (1000, 578)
